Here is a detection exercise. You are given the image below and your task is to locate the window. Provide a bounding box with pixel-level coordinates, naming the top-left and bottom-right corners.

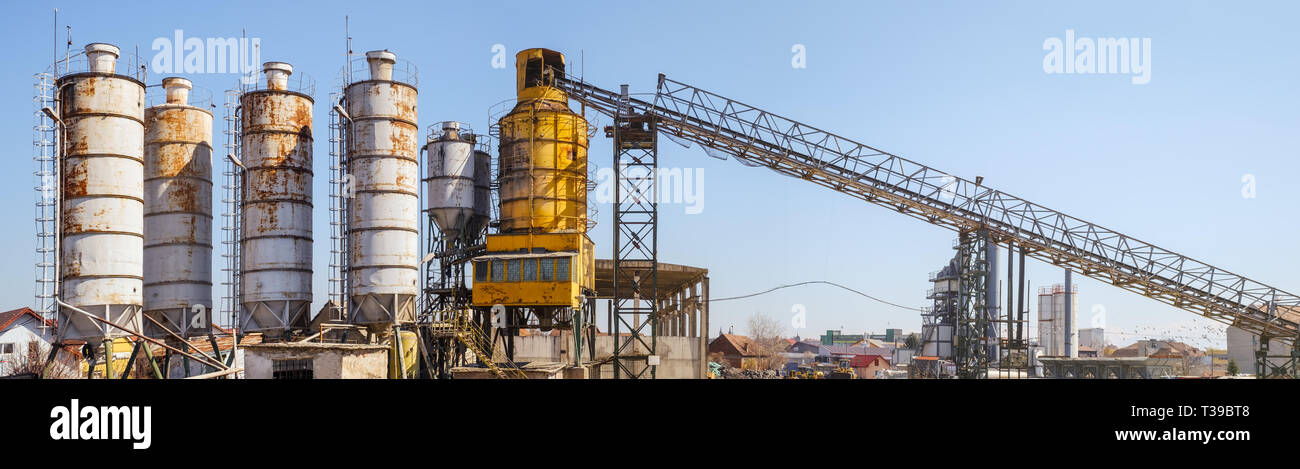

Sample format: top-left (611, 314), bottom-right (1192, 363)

top-left (272, 359), bottom-right (313, 379)
top-left (522, 259), bottom-right (538, 281)
top-left (540, 259), bottom-right (554, 281)
top-left (506, 259), bottom-right (521, 282)
top-left (556, 258), bottom-right (570, 281)
top-left (475, 261), bottom-right (488, 282)
top-left (0, 343), bottom-right (13, 355)
top-left (491, 260), bottom-right (505, 282)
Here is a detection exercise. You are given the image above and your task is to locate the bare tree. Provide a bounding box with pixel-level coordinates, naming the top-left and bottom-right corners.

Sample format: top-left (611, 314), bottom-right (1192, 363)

top-left (746, 313), bottom-right (788, 371)
top-left (2, 339), bottom-right (78, 379)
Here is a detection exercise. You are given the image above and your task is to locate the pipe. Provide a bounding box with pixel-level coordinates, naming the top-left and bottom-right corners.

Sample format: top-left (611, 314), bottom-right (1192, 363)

top-left (1064, 269), bottom-right (1074, 358)
top-left (185, 367), bottom-right (244, 380)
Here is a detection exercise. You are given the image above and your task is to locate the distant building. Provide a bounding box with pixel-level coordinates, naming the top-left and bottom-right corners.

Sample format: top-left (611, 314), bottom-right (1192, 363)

top-left (1112, 339), bottom-right (1202, 359)
top-left (850, 354), bottom-right (891, 379)
top-left (709, 333), bottom-right (766, 369)
top-left (1078, 327), bottom-right (1105, 350)
top-left (820, 330), bottom-right (865, 345)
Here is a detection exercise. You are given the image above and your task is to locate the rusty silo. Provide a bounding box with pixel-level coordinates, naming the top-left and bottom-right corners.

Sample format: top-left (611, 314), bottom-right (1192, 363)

top-left (345, 50), bottom-right (419, 327)
top-left (239, 62), bottom-right (313, 335)
top-left (424, 121), bottom-right (477, 246)
top-left (143, 77), bottom-right (213, 338)
top-left (57, 43), bottom-right (146, 344)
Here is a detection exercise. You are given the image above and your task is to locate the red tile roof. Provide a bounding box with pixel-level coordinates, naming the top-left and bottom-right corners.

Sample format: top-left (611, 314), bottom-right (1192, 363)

top-left (0, 307), bottom-right (53, 331)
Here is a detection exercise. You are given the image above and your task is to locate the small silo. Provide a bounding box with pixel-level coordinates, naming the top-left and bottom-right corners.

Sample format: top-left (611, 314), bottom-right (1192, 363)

top-left (143, 77), bottom-right (213, 338)
top-left (345, 51), bottom-right (419, 326)
top-left (424, 121), bottom-right (477, 246)
top-left (240, 62), bottom-right (313, 335)
top-left (57, 43), bottom-right (146, 343)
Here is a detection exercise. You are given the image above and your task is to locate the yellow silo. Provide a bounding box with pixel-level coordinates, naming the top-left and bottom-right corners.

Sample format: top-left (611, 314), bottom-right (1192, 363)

top-left (473, 48), bottom-right (595, 314)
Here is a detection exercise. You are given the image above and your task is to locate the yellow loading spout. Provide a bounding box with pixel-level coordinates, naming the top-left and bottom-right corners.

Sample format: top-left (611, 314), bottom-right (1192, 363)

top-left (498, 48), bottom-right (589, 234)
top-left (473, 48), bottom-right (594, 311)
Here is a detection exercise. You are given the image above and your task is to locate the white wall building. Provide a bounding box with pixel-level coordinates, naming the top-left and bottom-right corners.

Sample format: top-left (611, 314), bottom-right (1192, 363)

top-left (0, 308), bottom-right (56, 375)
top-left (1078, 327), bottom-right (1105, 351)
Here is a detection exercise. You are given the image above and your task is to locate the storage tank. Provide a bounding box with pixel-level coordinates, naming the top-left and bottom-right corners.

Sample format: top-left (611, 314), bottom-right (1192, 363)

top-left (57, 43), bottom-right (146, 342)
top-left (345, 50), bottom-right (419, 326)
top-left (143, 77), bottom-right (213, 338)
top-left (470, 146), bottom-right (491, 240)
top-left (425, 121), bottom-right (475, 244)
top-left (497, 48), bottom-right (589, 234)
top-left (240, 62), bottom-right (313, 335)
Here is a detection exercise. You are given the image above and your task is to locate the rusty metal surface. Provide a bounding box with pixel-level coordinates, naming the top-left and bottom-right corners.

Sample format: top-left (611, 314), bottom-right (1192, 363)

top-left (143, 95), bottom-right (213, 338)
top-left (496, 103), bottom-right (589, 233)
top-left (57, 71), bottom-right (146, 340)
top-left (239, 83), bottom-right (314, 333)
top-left (344, 72), bottom-right (418, 325)
top-left (424, 124), bottom-right (475, 243)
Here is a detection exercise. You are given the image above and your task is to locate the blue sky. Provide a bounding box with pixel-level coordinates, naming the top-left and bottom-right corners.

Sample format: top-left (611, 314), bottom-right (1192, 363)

top-left (3, 0), bottom-right (1297, 349)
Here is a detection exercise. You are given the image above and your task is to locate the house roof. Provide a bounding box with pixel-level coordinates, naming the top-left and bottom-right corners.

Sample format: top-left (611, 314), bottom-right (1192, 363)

top-left (709, 333), bottom-right (764, 357)
top-left (0, 307), bottom-right (53, 332)
top-left (850, 354), bottom-right (889, 367)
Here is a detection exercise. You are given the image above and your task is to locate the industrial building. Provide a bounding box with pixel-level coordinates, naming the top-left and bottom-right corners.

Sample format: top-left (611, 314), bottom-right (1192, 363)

top-left (25, 35), bottom-right (1300, 380)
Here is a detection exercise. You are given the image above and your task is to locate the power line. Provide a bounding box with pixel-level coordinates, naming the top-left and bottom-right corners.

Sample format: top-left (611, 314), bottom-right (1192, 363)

top-left (711, 280), bottom-right (926, 312)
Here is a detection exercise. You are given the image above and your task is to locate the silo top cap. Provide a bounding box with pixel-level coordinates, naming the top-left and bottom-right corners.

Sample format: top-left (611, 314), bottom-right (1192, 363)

top-left (442, 121), bottom-right (461, 131)
top-left (162, 77), bottom-right (193, 90)
top-left (366, 50), bottom-right (396, 63)
top-left (263, 62), bottom-right (293, 74)
top-left (84, 43), bottom-right (120, 57)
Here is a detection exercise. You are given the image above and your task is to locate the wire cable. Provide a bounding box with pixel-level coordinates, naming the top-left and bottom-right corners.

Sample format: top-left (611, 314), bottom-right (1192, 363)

top-left (710, 280), bottom-right (927, 312)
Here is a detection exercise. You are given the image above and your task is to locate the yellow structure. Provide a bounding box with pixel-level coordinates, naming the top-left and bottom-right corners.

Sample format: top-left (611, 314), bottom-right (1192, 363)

top-left (473, 48), bottom-right (594, 312)
top-left (80, 337), bottom-right (139, 378)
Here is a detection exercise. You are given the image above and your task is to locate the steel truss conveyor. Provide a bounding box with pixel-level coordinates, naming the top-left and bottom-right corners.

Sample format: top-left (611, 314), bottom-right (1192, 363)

top-left (546, 70), bottom-right (1300, 356)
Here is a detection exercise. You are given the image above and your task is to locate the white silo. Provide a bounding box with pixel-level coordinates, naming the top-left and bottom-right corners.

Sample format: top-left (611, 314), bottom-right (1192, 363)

top-left (143, 77), bottom-right (213, 338)
top-left (239, 62), bottom-right (314, 336)
top-left (344, 50), bottom-right (420, 327)
top-left (57, 43), bottom-right (146, 345)
top-left (425, 121), bottom-right (478, 246)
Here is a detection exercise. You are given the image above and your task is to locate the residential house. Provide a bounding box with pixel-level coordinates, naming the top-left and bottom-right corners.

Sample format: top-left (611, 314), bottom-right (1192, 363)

top-left (709, 333), bottom-right (766, 369)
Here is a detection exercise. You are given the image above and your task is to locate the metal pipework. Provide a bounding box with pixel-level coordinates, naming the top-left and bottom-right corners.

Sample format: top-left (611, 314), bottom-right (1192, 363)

top-left (143, 77), bottom-right (214, 338)
top-left (345, 50), bottom-right (418, 327)
top-left (239, 61), bottom-right (313, 335)
top-left (57, 42), bottom-right (146, 342)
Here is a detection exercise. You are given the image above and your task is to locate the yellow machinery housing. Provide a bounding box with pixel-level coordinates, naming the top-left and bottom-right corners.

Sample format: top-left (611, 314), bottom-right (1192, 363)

top-left (473, 48), bottom-right (594, 312)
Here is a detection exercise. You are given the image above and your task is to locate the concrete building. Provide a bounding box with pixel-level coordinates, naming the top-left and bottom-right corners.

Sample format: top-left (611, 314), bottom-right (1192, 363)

top-left (1227, 326), bottom-right (1290, 376)
top-left (242, 343), bottom-right (389, 379)
top-left (1078, 327), bottom-right (1105, 351)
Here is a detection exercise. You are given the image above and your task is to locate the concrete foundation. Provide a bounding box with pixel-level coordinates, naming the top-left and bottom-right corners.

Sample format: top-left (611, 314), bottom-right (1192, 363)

top-left (509, 334), bottom-right (703, 378)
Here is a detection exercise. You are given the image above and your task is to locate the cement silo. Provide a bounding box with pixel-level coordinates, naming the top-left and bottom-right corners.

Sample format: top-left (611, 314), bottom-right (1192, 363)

top-left (57, 43), bottom-right (146, 343)
top-left (240, 62), bottom-right (313, 335)
top-left (143, 77), bottom-right (213, 338)
top-left (344, 50), bottom-right (419, 326)
top-left (425, 121), bottom-right (477, 246)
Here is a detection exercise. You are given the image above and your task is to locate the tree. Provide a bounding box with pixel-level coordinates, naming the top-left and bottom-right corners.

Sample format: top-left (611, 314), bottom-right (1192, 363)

top-left (904, 333), bottom-right (920, 350)
top-left (1227, 359), bottom-right (1239, 376)
top-left (746, 312), bottom-right (788, 371)
top-left (1, 339), bottom-right (78, 379)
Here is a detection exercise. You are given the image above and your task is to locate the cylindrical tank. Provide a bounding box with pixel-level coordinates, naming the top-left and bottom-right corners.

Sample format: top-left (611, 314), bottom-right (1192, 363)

top-left (58, 43), bottom-right (146, 342)
top-left (143, 77), bottom-right (213, 338)
top-left (469, 146), bottom-right (492, 239)
top-left (345, 50), bottom-right (419, 326)
top-left (240, 62), bottom-right (313, 335)
top-left (424, 122), bottom-right (476, 244)
top-left (497, 48), bottom-right (589, 234)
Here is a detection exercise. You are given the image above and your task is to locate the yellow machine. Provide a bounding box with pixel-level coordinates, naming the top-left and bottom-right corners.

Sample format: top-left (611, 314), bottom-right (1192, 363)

top-left (472, 48), bottom-right (594, 332)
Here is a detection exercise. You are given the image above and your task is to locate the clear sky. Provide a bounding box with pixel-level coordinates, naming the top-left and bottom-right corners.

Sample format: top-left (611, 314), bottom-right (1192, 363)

top-left (3, 0), bottom-right (1297, 349)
